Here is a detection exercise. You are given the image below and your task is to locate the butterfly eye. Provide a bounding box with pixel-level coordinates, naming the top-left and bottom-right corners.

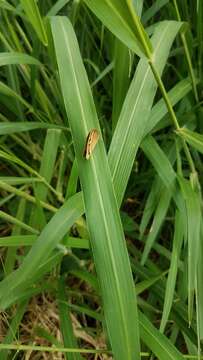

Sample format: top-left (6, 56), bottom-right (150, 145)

top-left (83, 129), bottom-right (100, 159)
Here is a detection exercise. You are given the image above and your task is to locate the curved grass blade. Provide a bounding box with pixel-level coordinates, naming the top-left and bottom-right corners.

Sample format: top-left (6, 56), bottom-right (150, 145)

top-left (51, 16), bottom-right (141, 360)
top-left (0, 81), bottom-right (33, 110)
top-left (108, 21), bottom-right (182, 207)
top-left (0, 52), bottom-right (40, 66)
top-left (20, 0), bottom-right (48, 45)
top-left (83, 0), bottom-right (152, 57)
top-left (142, 0), bottom-right (169, 24)
top-left (46, 0), bottom-right (71, 17)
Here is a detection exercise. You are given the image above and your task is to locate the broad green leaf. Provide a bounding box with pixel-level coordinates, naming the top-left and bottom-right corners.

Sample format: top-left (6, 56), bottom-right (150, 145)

top-left (20, 0), bottom-right (48, 45)
top-left (108, 21), bottom-right (182, 206)
top-left (177, 127), bottom-right (203, 155)
top-left (51, 16), bottom-right (141, 360)
top-left (83, 0), bottom-right (152, 57)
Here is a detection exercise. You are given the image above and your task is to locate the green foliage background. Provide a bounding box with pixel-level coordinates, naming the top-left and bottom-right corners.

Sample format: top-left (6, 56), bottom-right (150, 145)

top-left (0, 0), bottom-right (203, 359)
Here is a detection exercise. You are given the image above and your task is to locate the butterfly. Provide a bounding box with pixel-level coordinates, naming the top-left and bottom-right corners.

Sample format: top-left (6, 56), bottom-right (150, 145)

top-left (83, 129), bottom-right (100, 159)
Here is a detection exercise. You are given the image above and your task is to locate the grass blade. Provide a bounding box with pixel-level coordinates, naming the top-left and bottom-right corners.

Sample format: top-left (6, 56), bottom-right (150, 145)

top-left (178, 175), bottom-right (201, 323)
top-left (139, 311), bottom-right (184, 360)
top-left (46, 0), bottom-right (71, 16)
top-left (0, 52), bottom-right (40, 66)
top-left (177, 127), bottom-right (203, 155)
top-left (144, 77), bottom-right (193, 136)
top-left (0, 121), bottom-right (66, 135)
top-left (51, 16), bottom-right (141, 360)
top-left (108, 21), bottom-right (182, 206)
top-left (141, 188), bottom-right (172, 265)
top-left (20, 0), bottom-right (48, 45)
top-left (160, 210), bottom-right (184, 332)
top-left (0, 209), bottom-right (38, 235)
top-left (1, 300), bottom-right (28, 360)
top-left (112, 39), bottom-right (130, 130)
top-left (58, 276), bottom-right (82, 360)
top-left (141, 135), bottom-right (176, 189)
top-left (4, 198), bottom-right (26, 276)
top-left (142, 0), bottom-right (169, 24)
top-left (83, 0), bottom-right (152, 57)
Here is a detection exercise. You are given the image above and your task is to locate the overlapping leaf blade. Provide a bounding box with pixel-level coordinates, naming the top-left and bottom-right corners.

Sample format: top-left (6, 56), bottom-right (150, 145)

top-left (83, 0), bottom-right (152, 57)
top-left (108, 21), bottom-right (182, 206)
top-left (51, 16), bottom-right (141, 360)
